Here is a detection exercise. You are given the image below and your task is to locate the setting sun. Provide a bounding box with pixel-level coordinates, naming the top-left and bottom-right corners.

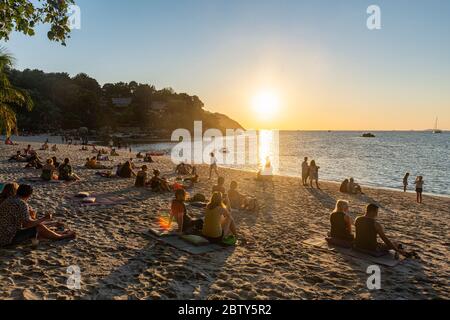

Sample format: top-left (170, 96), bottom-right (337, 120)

top-left (252, 91), bottom-right (280, 119)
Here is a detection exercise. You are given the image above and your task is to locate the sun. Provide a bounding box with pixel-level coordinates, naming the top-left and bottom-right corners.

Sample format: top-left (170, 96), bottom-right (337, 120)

top-left (252, 91), bottom-right (280, 119)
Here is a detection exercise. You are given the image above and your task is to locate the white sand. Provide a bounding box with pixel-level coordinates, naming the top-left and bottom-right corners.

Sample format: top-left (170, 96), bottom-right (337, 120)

top-left (0, 138), bottom-right (449, 300)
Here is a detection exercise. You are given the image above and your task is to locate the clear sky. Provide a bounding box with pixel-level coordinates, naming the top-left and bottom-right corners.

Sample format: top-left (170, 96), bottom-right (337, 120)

top-left (2, 0), bottom-right (450, 130)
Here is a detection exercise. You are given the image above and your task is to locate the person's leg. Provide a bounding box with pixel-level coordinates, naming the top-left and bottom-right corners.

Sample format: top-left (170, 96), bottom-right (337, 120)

top-left (37, 224), bottom-right (76, 241)
top-left (316, 179), bottom-right (321, 189)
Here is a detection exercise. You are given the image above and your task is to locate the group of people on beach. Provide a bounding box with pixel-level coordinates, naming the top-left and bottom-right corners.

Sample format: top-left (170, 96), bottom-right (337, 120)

top-left (167, 174), bottom-right (260, 245)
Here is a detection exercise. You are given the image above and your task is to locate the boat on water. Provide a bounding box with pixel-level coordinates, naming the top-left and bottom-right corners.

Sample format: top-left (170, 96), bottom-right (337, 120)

top-left (362, 133), bottom-right (376, 138)
top-left (433, 117), bottom-right (442, 134)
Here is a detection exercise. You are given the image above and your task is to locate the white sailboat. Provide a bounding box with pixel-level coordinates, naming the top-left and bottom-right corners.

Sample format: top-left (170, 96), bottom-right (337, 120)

top-left (433, 117), bottom-right (442, 134)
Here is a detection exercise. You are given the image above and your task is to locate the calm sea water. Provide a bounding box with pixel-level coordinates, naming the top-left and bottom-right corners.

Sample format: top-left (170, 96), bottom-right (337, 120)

top-left (133, 131), bottom-right (450, 196)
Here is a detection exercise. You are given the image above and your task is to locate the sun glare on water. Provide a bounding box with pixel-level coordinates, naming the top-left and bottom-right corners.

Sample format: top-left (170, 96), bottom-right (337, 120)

top-left (252, 91), bottom-right (280, 119)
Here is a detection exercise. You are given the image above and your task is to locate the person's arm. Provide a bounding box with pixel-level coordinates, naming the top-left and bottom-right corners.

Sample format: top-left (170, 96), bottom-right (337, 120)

top-left (374, 222), bottom-right (405, 255)
top-left (22, 213), bottom-right (51, 229)
top-left (344, 215), bottom-right (353, 232)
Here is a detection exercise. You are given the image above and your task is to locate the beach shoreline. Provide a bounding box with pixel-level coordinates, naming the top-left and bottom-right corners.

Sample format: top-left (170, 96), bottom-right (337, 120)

top-left (0, 138), bottom-right (449, 300)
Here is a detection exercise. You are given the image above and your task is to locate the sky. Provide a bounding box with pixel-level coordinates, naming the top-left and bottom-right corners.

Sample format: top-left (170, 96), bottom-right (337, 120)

top-left (2, 0), bottom-right (450, 130)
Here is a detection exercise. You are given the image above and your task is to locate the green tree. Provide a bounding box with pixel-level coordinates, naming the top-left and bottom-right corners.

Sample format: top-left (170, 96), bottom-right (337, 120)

top-left (0, 48), bottom-right (33, 136)
top-left (0, 0), bottom-right (76, 45)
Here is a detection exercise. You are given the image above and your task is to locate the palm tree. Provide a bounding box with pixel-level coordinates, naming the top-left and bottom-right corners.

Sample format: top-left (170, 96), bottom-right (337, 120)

top-left (0, 47), bottom-right (33, 137)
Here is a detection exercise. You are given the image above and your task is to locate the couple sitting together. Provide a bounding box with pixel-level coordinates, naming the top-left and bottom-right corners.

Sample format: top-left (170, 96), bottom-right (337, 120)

top-left (213, 177), bottom-right (258, 212)
top-left (340, 178), bottom-right (363, 195)
top-left (0, 184), bottom-right (76, 247)
top-left (329, 200), bottom-right (416, 258)
top-left (41, 158), bottom-right (80, 182)
top-left (135, 167), bottom-right (170, 192)
top-left (168, 189), bottom-right (237, 244)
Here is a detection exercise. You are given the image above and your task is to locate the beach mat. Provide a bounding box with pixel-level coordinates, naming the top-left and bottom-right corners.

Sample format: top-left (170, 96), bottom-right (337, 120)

top-left (148, 220), bottom-right (178, 237)
top-left (154, 235), bottom-right (224, 255)
top-left (70, 194), bottom-right (128, 207)
top-left (303, 238), bottom-right (404, 267)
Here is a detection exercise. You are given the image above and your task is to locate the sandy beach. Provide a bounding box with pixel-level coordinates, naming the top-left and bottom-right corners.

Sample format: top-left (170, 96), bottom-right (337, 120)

top-left (0, 138), bottom-right (449, 300)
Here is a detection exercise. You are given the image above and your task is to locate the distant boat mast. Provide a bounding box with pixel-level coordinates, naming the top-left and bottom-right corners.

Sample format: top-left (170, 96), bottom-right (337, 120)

top-left (433, 117), bottom-right (442, 134)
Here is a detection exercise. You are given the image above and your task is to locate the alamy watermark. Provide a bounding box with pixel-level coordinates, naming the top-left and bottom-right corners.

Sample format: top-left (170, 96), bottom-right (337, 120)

top-left (367, 5), bottom-right (382, 30)
top-left (171, 121), bottom-right (279, 173)
top-left (366, 265), bottom-right (381, 290)
top-left (66, 265), bottom-right (81, 290)
top-left (67, 5), bottom-right (81, 30)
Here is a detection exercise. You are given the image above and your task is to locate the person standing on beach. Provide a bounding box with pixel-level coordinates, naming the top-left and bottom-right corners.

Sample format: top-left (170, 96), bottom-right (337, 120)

top-left (309, 160), bottom-right (320, 189)
top-left (208, 152), bottom-right (219, 180)
top-left (403, 173), bottom-right (410, 192)
top-left (301, 157), bottom-right (309, 186)
top-left (415, 176), bottom-right (424, 203)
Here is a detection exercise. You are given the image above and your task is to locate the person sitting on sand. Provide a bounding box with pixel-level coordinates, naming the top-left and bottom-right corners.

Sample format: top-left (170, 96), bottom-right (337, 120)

top-left (117, 161), bottom-right (136, 178)
top-left (169, 189), bottom-right (203, 234)
top-left (110, 148), bottom-right (119, 156)
top-left (414, 176), bottom-right (424, 204)
top-left (329, 200), bottom-right (354, 242)
top-left (228, 181), bottom-right (258, 212)
top-left (58, 158), bottom-right (80, 181)
top-left (9, 151), bottom-right (27, 162)
top-left (183, 166), bottom-right (199, 184)
top-left (348, 178), bottom-right (363, 194)
top-left (85, 157), bottom-right (108, 170)
top-left (136, 152), bottom-right (144, 159)
top-left (308, 160), bottom-right (320, 189)
top-left (212, 176), bottom-right (226, 194)
top-left (52, 156), bottom-right (61, 169)
top-left (340, 179), bottom-right (350, 193)
top-left (0, 183), bottom-right (19, 205)
top-left (96, 151), bottom-right (109, 161)
top-left (24, 154), bottom-right (43, 169)
top-left (354, 204), bottom-right (410, 257)
top-left (0, 185), bottom-right (76, 247)
top-left (202, 192), bottom-right (237, 243)
top-left (24, 145), bottom-right (33, 155)
top-left (176, 162), bottom-right (193, 175)
top-left (256, 157), bottom-right (274, 182)
top-left (40, 142), bottom-right (49, 151)
top-left (135, 165), bottom-right (148, 187)
top-left (144, 153), bottom-right (154, 163)
top-left (5, 137), bottom-right (17, 146)
top-left (149, 169), bottom-right (171, 192)
top-left (403, 172), bottom-right (410, 192)
top-left (80, 145), bottom-right (88, 151)
top-left (51, 144), bottom-right (58, 152)
top-left (41, 159), bottom-right (58, 181)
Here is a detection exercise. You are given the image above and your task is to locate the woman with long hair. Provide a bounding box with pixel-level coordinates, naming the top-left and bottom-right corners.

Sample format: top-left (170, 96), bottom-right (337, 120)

top-left (202, 192), bottom-right (237, 243)
top-left (309, 160), bottom-right (321, 189)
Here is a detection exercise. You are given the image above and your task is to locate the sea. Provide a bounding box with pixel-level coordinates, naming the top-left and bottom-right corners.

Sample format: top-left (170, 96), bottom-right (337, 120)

top-left (132, 131), bottom-right (450, 196)
top-left (4, 131), bottom-right (449, 196)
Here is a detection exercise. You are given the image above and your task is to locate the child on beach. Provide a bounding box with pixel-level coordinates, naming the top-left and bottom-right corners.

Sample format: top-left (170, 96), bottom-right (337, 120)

top-left (415, 176), bottom-right (424, 203)
top-left (403, 173), bottom-right (410, 192)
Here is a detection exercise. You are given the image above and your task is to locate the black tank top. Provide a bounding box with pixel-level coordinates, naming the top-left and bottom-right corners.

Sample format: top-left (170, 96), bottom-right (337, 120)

top-left (355, 217), bottom-right (378, 251)
top-left (330, 212), bottom-right (352, 240)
